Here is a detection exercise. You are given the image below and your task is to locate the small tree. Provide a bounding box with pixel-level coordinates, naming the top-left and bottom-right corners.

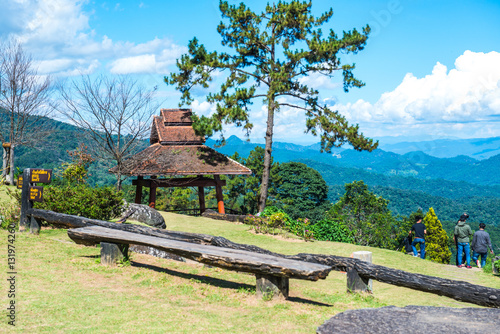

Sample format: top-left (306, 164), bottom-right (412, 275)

top-left (167, 1), bottom-right (378, 212)
top-left (272, 161), bottom-right (330, 222)
top-left (0, 40), bottom-right (54, 185)
top-left (424, 207), bottom-right (451, 264)
top-left (61, 144), bottom-right (94, 184)
top-left (328, 181), bottom-right (397, 248)
top-left (223, 147), bottom-right (278, 214)
top-left (58, 75), bottom-right (159, 190)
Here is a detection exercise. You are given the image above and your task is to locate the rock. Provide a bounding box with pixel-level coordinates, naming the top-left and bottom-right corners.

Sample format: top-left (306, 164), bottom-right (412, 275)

top-left (119, 203), bottom-right (166, 229)
top-left (317, 306), bottom-right (500, 334)
top-left (201, 209), bottom-right (247, 223)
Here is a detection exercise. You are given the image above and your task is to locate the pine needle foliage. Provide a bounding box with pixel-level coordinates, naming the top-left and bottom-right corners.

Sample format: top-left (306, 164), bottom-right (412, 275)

top-left (424, 207), bottom-right (452, 264)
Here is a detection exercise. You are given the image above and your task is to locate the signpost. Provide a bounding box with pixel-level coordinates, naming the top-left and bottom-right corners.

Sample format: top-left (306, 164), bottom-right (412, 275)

top-left (30, 169), bottom-right (52, 183)
top-left (20, 168), bottom-right (52, 234)
top-left (17, 175), bottom-right (23, 189)
top-left (29, 186), bottom-right (44, 202)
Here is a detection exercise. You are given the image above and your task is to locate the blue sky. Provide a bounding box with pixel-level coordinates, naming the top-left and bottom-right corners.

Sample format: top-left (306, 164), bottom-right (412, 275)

top-left (1, 0), bottom-right (500, 144)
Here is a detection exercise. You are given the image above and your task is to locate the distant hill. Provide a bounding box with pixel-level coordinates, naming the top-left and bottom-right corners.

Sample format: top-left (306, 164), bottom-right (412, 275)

top-left (207, 135), bottom-right (500, 186)
top-left (377, 137), bottom-right (500, 160)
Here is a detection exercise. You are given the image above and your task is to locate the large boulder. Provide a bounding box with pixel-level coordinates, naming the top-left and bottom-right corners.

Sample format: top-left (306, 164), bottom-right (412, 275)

top-left (317, 306), bottom-right (500, 334)
top-left (119, 203), bottom-right (166, 229)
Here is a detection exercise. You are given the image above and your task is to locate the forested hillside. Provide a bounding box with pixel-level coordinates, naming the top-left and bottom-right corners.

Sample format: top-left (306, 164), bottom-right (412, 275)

top-left (7, 115), bottom-right (499, 227)
top-left (209, 136), bottom-right (500, 186)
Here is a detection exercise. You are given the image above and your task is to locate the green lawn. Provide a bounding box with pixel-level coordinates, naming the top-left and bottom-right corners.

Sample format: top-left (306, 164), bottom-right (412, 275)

top-left (1, 208), bottom-right (499, 333)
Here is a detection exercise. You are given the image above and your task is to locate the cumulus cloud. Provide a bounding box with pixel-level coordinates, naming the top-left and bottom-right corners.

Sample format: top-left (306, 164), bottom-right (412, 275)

top-left (6, 0), bottom-right (186, 77)
top-left (333, 51), bottom-right (500, 138)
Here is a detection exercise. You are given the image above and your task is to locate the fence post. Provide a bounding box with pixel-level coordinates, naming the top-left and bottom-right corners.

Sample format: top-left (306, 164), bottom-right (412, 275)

top-left (347, 251), bottom-right (373, 293)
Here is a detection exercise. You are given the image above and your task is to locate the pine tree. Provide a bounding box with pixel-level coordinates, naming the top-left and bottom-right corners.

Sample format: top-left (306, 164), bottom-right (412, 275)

top-left (167, 1), bottom-right (377, 212)
top-left (424, 208), bottom-right (451, 264)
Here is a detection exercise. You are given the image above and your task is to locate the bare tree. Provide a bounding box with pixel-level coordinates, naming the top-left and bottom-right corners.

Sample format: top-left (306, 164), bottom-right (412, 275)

top-left (0, 40), bottom-right (54, 185)
top-left (58, 75), bottom-right (159, 190)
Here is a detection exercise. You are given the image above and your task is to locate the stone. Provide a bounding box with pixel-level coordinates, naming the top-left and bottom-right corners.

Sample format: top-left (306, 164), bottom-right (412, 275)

top-left (100, 242), bottom-right (129, 266)
top-left (317, 306), bottom-right (500, 334)
top-left (347, 251), bottom-right (373, 293)
top-left (120, 202), bottom-right (166, 229)
top-left (201, 209), bottom-right (247, 223)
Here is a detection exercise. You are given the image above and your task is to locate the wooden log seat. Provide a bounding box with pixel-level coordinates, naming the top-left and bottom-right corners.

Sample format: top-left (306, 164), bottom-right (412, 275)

top-left (68, 226), bottom-right (331, 300)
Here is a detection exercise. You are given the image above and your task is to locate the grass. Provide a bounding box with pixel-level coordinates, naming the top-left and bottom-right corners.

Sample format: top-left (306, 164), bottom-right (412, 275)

top-left (1, 190), bottom-right (499, 332)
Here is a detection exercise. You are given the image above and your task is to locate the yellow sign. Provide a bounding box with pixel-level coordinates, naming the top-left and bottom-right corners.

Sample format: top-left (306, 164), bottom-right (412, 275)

top-left (17, 175), bottom-right (23, 189)
top-left (29, 186), bottom-right (43, 202)
top-left (30, 169), bottom-right (52, 183)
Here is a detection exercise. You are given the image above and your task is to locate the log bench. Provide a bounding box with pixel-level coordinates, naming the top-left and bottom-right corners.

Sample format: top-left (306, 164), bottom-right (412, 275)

top-left (67, 225), bottom-right (332, 300)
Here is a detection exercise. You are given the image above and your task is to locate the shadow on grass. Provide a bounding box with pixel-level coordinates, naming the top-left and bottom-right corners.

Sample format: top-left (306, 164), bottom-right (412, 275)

top-left (82, 255), bottom-right (99, 259)
top-left (131, 261), bottom-right (332, 307)
top-left (132, 261), bottom-right (255, 291)
top-left (287, 296), bottom-right (332, 307)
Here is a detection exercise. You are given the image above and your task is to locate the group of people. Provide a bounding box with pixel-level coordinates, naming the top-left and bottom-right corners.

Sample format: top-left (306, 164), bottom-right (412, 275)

top-left (406, 213), bottom-right (494, 268)
top-left (454, 213), bottom-right (494, 268)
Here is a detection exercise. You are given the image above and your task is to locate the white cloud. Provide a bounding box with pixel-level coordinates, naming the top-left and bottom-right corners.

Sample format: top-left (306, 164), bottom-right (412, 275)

top-left (6, 0), bottom-right (186, 77)
top-left (333, 51), bottom-right (500, 138)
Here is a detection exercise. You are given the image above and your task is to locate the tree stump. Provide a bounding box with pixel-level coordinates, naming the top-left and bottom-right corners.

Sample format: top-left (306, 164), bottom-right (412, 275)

top-left (100, 242), bottom-right (129, 266)
top-left (255, 274), bottom-right (289, 300)
top-left (347, 251), bottom-right (373, 293)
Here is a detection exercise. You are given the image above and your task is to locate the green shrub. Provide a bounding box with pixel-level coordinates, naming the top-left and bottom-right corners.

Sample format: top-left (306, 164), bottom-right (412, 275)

top-left (495, 259), bottom-right (500, 272)
top-left (35, 184), bottom-right (124, 220)
top-left (0, 202), bottom-right (20, 230)
top-left (286, 218), bottom-right (314, 241)
top-left (312, 218), bottom-right (353, 243)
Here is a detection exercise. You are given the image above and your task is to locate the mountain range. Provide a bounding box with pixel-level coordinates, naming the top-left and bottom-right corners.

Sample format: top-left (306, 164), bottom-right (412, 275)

top-left (206, 135), bottom-right (500, 187)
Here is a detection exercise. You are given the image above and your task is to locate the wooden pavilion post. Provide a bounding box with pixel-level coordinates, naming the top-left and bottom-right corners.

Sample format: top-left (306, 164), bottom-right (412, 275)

top-left (135, 176), bottom-right (143, 204)
top-left (214, 175), bottom-right (225, 214)
top-left (198, 186), bottom-right (206, 215)
top-left (197, 175), bottom-right (206, 215)
top-left (149, 176), bottom-right (157, 208)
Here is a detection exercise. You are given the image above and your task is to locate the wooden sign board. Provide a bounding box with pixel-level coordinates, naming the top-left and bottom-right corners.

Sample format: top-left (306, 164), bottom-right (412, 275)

top-left (17, 175), bottom-right (23, 189)
top-left (29, 186), bottom-right (44, 202)
top-left (30, 169), bottom-right (52, 183)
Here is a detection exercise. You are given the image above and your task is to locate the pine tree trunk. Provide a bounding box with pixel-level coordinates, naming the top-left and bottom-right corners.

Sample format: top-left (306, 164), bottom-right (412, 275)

top-left (258, 98), bottom-right (275, 212)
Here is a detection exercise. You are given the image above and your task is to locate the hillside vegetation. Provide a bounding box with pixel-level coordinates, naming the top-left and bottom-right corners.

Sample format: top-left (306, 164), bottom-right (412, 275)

top-left (1, 212), bottom-right (499, 333)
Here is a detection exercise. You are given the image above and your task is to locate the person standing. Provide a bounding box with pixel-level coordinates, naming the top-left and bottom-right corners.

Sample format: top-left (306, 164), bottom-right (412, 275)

top-left (471, 223), bottom-right (494, 268)
top-left (454, 214), bottom-right (473, 268)
top-left (409, 215), bottom-right (426, 259)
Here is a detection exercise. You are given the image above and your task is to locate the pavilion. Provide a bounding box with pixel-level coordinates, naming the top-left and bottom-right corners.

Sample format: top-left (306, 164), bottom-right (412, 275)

top-left (109, 108), bottom-right (252, 214)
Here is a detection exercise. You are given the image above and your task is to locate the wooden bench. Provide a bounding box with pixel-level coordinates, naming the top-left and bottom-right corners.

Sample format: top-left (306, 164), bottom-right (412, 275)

top-left (68, 226), bottom-right (332, 300)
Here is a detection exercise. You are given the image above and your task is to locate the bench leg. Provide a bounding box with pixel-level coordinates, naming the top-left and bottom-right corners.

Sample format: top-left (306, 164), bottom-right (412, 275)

top-left (347, 251), bottom-right (373, 293)
top-left (255, 274), bottom-right (289, 300)
top-left (100, 242), bottom-right (129, 266)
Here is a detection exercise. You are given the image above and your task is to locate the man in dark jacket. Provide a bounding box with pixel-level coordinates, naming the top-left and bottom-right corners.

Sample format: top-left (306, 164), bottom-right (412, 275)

top-left (471, 223), bottom-right (494, 268)
top-left (454, 214), bottom-right (473, 268)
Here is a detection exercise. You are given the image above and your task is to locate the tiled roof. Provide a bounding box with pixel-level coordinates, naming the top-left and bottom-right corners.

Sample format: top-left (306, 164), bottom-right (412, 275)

top-left (150, 110), bottom-right (204, 145)
top-left (110, 143), bottom-right (252, 176)
top-left (160, 108), bottom-right (193, 124)
top-left (112, 108), bottom-right (251, 176)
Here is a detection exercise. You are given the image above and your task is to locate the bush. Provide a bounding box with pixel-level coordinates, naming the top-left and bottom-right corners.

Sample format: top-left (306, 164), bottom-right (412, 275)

top-left (35, 184), bottom-right (124, 220)
top-left (0, 202), bottom-right (20, 230)
top-left (312, 218), bottom-right (353, 243)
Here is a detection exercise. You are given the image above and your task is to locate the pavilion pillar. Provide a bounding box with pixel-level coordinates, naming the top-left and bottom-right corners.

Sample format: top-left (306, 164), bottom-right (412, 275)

top-left (135, 176), bottom-right (143, 204)
top-left (149, 177), bottom-right (157, 208)
top-left (198, 186), bottom-right (206, 215)
top-left (214, 175), bottom-right (225, 214)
